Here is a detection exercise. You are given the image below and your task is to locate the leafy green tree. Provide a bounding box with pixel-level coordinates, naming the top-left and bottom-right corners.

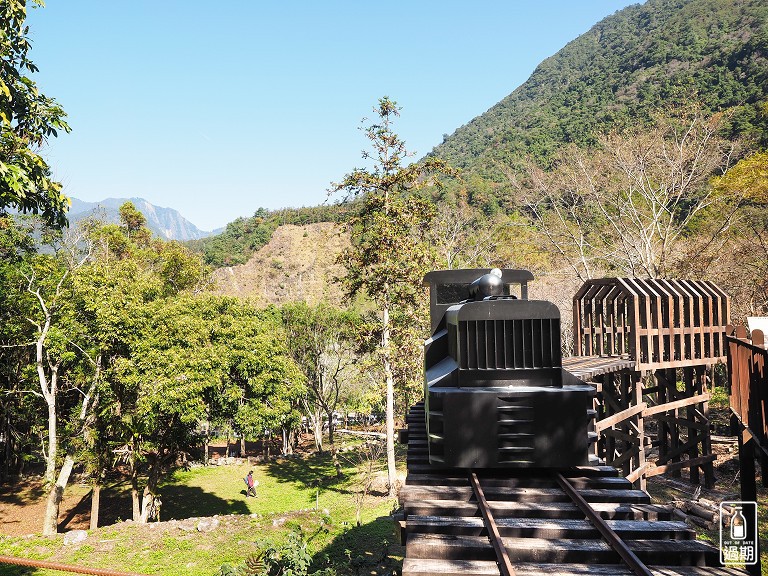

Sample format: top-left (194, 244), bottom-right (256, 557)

top-left (0, 214), bottom-right (39, 480)
top-left (21, 225), bottom-right (98, 535)
top-left (281, 302), bottom-right (361, 452)
top-left (71, 203), bottom-right (211, 523)
top-left (234, 313), bottom-right (306, 459)
top-left (331, 97), bottom-right (455, 495)
top-left (699, 151), bottom-right (768, 318)
top-left (124, 295), bottom-right (223, 522)
top-left (0, 0), bottom-right (70, 227)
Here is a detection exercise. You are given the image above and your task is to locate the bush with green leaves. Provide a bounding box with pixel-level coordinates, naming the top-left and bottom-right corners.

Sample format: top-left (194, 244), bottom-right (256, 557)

top-left (218, 530), bottom-right (336, 576)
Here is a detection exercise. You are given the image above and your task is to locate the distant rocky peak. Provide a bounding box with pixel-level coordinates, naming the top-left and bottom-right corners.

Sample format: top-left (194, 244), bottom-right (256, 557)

top-left (67, 197), bottom-right (213, 241)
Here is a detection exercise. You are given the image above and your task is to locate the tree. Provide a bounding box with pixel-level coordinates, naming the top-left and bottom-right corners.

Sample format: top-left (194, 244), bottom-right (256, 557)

top-left (0, 0), bottom-right (70, 227)
top-left (71, 204), bottom-right (211, 523)
top-left (428, 191), bottom-right (500, 269)
top-left (233, 315), bottom-right (306, 459)
top-left (281, 302), bottom-right (361, 453)
top-left (522, 108), bottom-right (740, 279)
top-left (331, 97), bottom-right (455, 496)
top-left (19, 222), bottom-right (96, 535)
top-left (694, 151), bottom-right (768, 318)
top-left (0, 214), bottom-right (40, 480)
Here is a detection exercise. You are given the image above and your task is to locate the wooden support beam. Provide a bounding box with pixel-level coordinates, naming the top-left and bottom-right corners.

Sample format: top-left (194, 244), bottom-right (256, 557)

top-left (601, 428), bottom-right (640, 444)
top-left (656, 433), bottom-right (706, 465)
top-left (609, 446), bottom-right (641, 468)
top-left (654, 413), bottom-right (709, 430)
top-left (645, 454), bottom-right (717, 477)
top-left (595, 403), bottom-right (646, 433)
top-left (737, 427), bottom-right (761, 576)
top-left (642, 393), bottom-right (710, 417)
top-left (625, 462), bottom-right (650, 484)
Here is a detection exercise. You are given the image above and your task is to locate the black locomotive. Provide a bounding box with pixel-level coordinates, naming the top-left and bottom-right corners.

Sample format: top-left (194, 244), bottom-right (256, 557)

top-left (422, 269), bottom-right (594, 469)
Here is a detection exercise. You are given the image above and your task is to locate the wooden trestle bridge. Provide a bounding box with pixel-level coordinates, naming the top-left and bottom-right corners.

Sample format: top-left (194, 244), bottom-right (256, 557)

top-left (570, 277), bottom-right (730, 490)
top-left (398, 277), bottom-right (751, 575)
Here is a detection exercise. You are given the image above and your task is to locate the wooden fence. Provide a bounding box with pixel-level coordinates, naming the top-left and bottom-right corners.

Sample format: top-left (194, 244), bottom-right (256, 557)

top-left (725, 325), bottom-right (767, 576)
top-left (727, 325), bottom-right (768, 458)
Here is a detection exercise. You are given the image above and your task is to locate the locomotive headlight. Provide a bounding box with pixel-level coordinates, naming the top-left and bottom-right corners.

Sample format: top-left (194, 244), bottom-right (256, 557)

top-left (471, 271), bottom-right (504, 299)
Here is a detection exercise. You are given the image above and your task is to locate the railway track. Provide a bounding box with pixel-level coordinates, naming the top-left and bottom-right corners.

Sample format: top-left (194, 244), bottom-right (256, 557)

top-left (399, 403), bottom-right (747, 576)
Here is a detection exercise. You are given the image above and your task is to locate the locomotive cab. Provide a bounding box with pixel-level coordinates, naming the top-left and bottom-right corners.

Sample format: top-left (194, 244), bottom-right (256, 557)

top-left (423, 269), bottom-right (594, 469)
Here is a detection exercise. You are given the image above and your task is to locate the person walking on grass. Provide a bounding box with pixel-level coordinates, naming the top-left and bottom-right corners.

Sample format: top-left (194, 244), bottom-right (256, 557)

top-left (244, 470), bottom-right (258, 497)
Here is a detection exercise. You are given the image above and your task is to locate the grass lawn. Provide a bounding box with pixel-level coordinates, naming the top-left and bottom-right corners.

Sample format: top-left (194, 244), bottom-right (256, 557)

top-left (0, 446), bottom-right (404, 576)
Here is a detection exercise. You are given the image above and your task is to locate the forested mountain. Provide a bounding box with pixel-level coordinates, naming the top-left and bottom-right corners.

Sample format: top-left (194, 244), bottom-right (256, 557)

top-left (430, 0), bottom-right (767, 199)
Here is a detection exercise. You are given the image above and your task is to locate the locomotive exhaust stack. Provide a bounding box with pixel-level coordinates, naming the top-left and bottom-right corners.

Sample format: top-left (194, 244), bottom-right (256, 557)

top-left (422, 269), bottom-right (595, 469)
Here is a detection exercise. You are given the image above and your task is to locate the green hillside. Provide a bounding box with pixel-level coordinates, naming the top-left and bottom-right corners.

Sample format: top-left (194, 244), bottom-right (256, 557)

top-left (430, 0), bottom-right (768, 183)
top-left (190, 203), bottom-right (351, 268)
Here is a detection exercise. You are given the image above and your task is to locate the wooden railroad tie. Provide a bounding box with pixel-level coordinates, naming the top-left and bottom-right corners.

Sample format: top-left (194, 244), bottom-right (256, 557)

top-left (400, 402), bottom-right (747, 576)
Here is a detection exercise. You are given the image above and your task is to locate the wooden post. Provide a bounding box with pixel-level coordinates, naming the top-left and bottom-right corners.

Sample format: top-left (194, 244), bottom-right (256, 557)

top-left (737, 427), bottom-right (761, 576)
top-left (699, 365), bottom-right (714, 488)
top-left (619, 371), bottom-right (629, 477)
top-left (633, 371), bottom-right (646, 490)
top-left (656, 369), bottom-right (669, 471)
top-left (684, 366), bottom-right (700, 485)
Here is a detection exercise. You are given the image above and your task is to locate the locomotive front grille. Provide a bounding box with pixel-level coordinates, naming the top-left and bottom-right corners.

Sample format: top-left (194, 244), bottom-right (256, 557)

top-left (497, 396), bottom-right (535, 464)
top-left (449, 318), bottom-right (562, 370)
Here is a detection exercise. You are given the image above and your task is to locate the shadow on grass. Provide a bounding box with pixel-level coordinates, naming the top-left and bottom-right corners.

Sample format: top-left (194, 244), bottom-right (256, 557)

top-left (160, 483), bottom-right (250, 519)
top-left (0, 478), bottom-right (45, 506)
top-left (264, 452), bottom-right (355, 497)
top-left (0, 565), bottom-right (35, 576)
top-left (310, 514), bottom-right (403, 576)
top-left (55, 480), bottom-right (250, 531)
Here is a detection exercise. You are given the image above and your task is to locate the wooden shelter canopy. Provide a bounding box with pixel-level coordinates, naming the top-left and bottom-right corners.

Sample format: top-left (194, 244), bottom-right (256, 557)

top-left (573, 278), bottom-right (730, 372)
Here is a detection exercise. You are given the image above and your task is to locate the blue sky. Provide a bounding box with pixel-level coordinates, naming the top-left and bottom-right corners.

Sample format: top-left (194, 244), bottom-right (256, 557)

top-left (28, 1), bottom-right (638, 231)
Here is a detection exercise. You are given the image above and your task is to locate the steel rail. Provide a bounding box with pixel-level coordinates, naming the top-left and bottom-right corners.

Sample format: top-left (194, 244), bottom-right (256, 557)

top-left (0, 554), bottom-right (149, 576)
top-left (468, 470), bottom-right (517, 576)
top-left (555, 473), bottom-right (653, 576)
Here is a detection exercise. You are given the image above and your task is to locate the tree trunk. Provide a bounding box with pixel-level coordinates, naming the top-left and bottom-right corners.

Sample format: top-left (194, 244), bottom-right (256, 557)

top-left (383, 297), bottom-right (397, 498)
top-left (139, 486), bottom-right (152, 524)
top-left (42, 454), bottom-right (74, 535)
top-left (139, 462), bottom-right (161, 524)
top-left (131, 465), bottom-right (141, 521)
top-left (331, 443), bottom-right (343, 478)
top-left (43, 383), bottom-right (57, 485)
top-left (282, 428), bottom-right (290, 455)
top-left (327, 409), bottom-right (335, 445)
top-left (240, 436), bottom-right (246, 458)
top-left (90, 481), bottom-right (101, 530)
top-left (203, 422), bottom-right (210, 466)
top-left (311, 408), bottom-right (323, 452)
top-left (1, 411), bottom-right (10, 480)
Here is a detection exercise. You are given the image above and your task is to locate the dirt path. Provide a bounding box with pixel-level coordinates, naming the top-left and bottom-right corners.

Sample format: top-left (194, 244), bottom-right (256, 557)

top-left (0, 476), bottom-right (96, 536)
